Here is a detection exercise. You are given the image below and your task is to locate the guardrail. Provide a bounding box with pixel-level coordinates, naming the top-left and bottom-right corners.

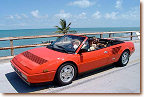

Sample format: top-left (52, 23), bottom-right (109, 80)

top-left (0, 31), bottom-right (140, 59)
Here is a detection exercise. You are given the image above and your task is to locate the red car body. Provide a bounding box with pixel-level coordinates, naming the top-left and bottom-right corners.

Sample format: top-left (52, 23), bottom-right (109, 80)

top-left (10, 34), bottom-right (135, 85)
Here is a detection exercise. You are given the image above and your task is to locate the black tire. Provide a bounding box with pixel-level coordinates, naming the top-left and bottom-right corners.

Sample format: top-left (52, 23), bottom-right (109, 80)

top-left (54, 63), bottom-right (77, 86)
top-left (115, 50), bottom-right (130, 67)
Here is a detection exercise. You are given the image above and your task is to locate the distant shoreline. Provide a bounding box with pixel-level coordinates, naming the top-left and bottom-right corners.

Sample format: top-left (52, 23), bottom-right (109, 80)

top-left (0, 27), bottom-right (140, 38)
top-left (0, 27), bottom-right (140, 31)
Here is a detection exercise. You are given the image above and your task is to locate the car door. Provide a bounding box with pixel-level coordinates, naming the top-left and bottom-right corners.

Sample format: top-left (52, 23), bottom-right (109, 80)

top-left (107, 44), bottom-right (122, 64)
top-left (77, 44), bottom-right (111, 73)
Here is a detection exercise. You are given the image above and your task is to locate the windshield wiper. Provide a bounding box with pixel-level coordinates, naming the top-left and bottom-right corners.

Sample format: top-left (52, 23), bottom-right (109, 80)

top-left (55, 44), bottom-right (69, 53)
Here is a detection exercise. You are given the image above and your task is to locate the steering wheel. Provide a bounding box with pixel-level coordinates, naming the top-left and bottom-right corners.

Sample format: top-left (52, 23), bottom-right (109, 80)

top-left (67, 43), bottom-right (76, 51)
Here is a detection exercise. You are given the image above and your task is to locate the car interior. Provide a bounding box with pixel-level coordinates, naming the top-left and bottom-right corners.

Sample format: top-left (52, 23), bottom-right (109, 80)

top-left (80, 36), bottom-right (124, 52)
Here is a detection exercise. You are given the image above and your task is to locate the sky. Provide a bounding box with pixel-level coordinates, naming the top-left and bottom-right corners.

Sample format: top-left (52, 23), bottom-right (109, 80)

top-left (0, 0), bottom-right (140, 30)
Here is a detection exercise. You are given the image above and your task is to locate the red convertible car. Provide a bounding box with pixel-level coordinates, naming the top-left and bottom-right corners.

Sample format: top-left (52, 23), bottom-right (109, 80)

top-left (11, 34), bottom-right (135, 86)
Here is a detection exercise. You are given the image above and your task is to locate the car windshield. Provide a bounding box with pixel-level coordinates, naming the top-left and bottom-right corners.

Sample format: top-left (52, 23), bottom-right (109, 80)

top-left (47, 35), bottom-right (85, 53)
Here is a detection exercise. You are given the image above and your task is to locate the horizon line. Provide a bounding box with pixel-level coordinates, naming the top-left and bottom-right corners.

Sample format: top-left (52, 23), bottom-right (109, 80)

top-left (0, 26), bottom-right (140, 31)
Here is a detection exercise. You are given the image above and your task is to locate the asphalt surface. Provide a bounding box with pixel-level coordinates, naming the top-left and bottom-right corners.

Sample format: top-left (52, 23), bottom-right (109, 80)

top-left (0, 42), bottom-right (140, 93)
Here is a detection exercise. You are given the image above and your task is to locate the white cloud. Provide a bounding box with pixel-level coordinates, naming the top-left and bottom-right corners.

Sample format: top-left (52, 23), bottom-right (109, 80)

top-left (30, 10), bottom-right (48, 19)
top-left (104, 6), bottom-right (139, 20)
top-left (15, 14), bottom-right (22, 19)
top-left (44, 14), bottom-right (48, 18)
top-left (69, 0), bottom-right (95, 8)
top-left (92, 11), bottom-right (101, 19)
top-left (31, 10), bottom-right (40, 18)
top-left (7, 15), bottom-right (14, 19)
top-left (7, 14), bottom-right (27, 20)
top-left (115, 0), bottom-right (122, 9)
top-left (77, 12), bottom-right (87, 19)
top-left (105, 12), bottom-right (119, 19)
top-left (121, 6), bottom-right (140, 20)
top-left (21, 14), bottom-right (28, 18)
top-left (55, 10), bottom-right (71, 19)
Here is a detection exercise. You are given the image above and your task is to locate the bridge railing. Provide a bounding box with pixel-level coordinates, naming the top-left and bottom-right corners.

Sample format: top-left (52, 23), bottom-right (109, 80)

top-left (0, 31), bottom-right (140, 59)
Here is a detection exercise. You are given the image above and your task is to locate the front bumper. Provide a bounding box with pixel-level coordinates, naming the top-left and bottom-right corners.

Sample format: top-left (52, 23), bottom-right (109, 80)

top-left (11, 64), bottom-right (31, 85)
top-left (11, 61), bottom-right (56, 85)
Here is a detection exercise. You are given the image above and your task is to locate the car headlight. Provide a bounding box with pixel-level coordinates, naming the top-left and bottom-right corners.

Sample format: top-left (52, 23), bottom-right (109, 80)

top-left (21, 73), bottom-right (27, 80)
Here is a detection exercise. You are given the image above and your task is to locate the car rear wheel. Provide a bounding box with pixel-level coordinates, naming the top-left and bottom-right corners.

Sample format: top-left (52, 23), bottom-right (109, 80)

top-left (55, 63), bottom-right (77, 86)
top-left (115, 50), bottom-right (130, 67)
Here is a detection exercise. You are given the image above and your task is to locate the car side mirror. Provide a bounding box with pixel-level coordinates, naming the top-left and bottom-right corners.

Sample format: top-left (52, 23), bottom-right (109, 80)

top-left (78, 49), bottom-right (87, 54)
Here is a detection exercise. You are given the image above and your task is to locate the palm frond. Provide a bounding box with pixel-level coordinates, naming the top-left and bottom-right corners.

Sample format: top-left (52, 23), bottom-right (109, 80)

top-left (54, 30), bottom-right (63, 34)
top-left (55, 26), bottom-right (59, 28)
top-left (65, 22), bottom-right (71, 30)
top-left (66, 22), bottom-right (71, 28)
top-left (65, 27), bottom-right (70, 31)
top-left (68, 30), bottom-right (77, 33)
top-left (60, 19), bottom-right (66, 29)
top-left (55, 26), bottom-right (63, 31)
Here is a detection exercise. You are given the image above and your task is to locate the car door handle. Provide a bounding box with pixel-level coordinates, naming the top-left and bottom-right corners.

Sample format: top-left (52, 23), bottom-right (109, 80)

top-left (104, 51), bottom-right (108, 53)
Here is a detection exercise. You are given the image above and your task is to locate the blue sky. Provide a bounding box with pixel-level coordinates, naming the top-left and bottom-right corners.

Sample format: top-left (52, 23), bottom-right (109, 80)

top-left (0, 0), bottom-right (140, 29)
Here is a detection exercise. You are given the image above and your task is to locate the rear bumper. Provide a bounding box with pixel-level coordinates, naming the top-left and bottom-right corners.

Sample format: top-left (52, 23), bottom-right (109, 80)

top-left (11, 61), bottom-right (56, 85)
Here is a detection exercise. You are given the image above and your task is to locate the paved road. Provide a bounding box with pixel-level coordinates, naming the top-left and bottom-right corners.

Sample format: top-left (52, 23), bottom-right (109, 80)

top-left (0, 42), bottom-right (140, 93)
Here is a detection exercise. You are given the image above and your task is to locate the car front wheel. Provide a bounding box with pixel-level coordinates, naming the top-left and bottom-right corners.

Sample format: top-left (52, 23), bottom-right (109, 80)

top-left (55, 63), bottom-right (77, 86)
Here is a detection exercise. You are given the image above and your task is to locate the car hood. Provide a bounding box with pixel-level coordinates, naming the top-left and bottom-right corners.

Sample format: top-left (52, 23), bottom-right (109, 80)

top-left (12, 47), bottom-right (68, 73)
top-left (26, 47), bottom-right (68, 61)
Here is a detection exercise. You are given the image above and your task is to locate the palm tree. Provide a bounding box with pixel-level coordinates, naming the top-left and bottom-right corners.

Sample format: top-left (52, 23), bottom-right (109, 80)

top-left (54, 19), bottom-right (76, 34)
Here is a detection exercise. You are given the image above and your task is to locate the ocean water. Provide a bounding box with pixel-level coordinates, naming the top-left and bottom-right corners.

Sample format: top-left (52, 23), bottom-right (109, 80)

top-left (0, 27), bottom-right (140, 57)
